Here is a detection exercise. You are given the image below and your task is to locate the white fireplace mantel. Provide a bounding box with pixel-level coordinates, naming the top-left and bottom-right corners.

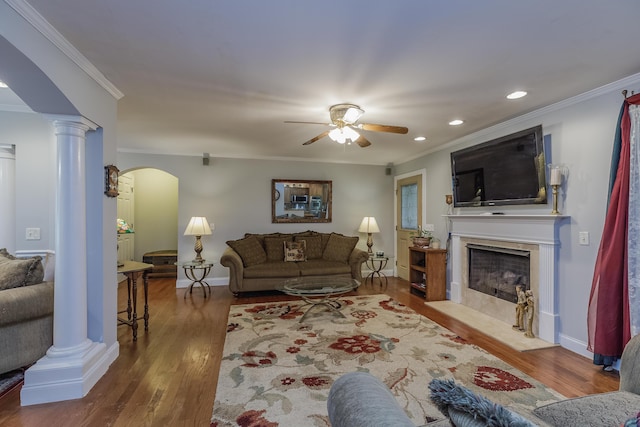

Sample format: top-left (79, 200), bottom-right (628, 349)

top-left (446, 214), bottom-right (570, 343)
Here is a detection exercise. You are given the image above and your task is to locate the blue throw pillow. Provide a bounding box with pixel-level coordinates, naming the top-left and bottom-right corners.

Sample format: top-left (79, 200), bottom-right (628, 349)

top-left (428, 378), bottom-right (536, 427)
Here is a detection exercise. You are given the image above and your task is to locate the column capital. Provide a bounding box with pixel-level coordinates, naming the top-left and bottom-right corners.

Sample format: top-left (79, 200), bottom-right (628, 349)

top-left (44, 114), bottom-right (98, 132)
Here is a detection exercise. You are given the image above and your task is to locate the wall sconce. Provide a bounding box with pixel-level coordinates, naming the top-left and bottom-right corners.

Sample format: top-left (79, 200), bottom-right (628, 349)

top-left (445, 194), bottom-right (453, 215)
top-left (548, 164), bottom-right (568, 214)
top-left (358, 217), bottom-right (380, 255)
top-left (184, 217), bottom-right (213, 262)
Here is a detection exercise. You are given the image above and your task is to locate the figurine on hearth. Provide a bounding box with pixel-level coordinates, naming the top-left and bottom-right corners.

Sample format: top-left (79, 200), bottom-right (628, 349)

top-left (513, 285), bottom-right (526, 331)
top-left (524, 290), bottom-right (535, 338)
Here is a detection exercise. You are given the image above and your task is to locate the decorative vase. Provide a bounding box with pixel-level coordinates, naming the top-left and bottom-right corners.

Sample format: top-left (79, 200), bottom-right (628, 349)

top-left (413, 237), bottom-right (431, 247)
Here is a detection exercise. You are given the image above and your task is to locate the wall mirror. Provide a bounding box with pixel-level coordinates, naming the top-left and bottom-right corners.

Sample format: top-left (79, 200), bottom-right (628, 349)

top-left (272, 179), bottom-right (332, 223)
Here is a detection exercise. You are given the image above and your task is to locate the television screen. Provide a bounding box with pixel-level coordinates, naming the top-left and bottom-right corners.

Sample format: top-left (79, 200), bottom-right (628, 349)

top-left (450, 125), bottom-right (547, 207)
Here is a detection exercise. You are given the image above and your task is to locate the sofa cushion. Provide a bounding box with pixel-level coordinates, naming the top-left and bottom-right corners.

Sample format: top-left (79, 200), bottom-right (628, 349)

top-left (0, 249), bottom-right (44, 291)
top-left (428, 378), bottom-right (537, 427)
top-left (298, 259), bottom-right (351, 276)
top-left (226, 236), bottom-right (267, 267)
top-left (284, 241), bottom-right (306, 262)
top-left (295, 235), bottom-right (323, 259)
top-left (532, 390), bottom-right (640, 427)
top-left (322, 233), bottom-right (358, 263)
top-left (264, 236), bottom-right (293, 261)
top-left (243, 261), bottom-right (301, 278)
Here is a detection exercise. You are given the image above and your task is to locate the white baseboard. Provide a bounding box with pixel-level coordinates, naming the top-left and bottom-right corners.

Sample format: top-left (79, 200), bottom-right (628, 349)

top-left (558, 333), bottom-right (591, 359)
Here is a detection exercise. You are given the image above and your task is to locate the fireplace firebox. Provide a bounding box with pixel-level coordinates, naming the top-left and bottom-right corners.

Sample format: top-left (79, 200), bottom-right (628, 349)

top-left (467, 244), bottom-right (530, 303)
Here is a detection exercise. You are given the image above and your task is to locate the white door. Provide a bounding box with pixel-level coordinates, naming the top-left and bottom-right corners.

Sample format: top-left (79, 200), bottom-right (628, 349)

top-left (396, 173), bottom-right (423, 280)
top-left (117, 173), bottom-right (135, 262)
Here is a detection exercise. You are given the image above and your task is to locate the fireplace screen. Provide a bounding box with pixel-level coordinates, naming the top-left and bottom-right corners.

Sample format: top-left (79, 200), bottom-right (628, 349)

top-left (467, 244), bottom-right (530, 303)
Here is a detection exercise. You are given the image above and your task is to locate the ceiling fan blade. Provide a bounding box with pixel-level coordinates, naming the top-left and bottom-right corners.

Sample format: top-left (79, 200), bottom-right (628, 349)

top-left (303, 130), bottom-right (330, 145)
top-left (358, 123), bottom-right (409, 134)
top-left (284, 120), bottom-right (331, 126)
top-left (354, 135), bottom-right (372, 147)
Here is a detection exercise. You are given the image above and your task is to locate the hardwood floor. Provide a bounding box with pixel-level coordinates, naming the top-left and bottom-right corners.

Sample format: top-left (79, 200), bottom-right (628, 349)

top-left (0, 277), bottom-right (619, 426)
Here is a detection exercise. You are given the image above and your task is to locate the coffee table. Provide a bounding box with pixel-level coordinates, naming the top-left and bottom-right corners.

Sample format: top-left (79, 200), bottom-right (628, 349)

top-left (278, 277), bottom-right (360, 323)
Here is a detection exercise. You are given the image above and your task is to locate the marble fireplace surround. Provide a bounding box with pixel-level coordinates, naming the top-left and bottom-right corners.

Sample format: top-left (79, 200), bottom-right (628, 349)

top-left (448, 214), bottom-right (568, 343)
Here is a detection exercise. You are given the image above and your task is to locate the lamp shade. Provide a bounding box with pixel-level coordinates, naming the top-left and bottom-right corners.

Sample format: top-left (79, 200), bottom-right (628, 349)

top-left (358, 217), bottom-right (380, 233)
top-left (184, 217), bottom-right (212, 236)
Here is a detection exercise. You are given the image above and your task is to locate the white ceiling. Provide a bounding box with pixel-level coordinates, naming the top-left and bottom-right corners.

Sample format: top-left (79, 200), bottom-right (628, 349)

top-left (7, 1), bottom-right (640, 165)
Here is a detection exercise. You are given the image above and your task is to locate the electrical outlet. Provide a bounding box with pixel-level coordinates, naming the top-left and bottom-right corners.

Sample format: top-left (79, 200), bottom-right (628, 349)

top-left (26, 227), bottom-right (41, 240)
top-left (423, 224), bottom-right (435, 232)
top-left (579, 231), bottom-right (590, 246)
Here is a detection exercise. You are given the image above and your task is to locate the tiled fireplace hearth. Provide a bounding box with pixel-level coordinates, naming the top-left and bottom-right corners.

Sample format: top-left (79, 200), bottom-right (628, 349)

top-left (448, 214), bottom-right (568, 343)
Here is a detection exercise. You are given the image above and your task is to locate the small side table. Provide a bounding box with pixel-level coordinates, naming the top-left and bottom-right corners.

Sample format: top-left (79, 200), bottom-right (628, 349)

top-left (177, 261), bottom-right (213, 298)
top-left (117, 260), bottom-right (154, 341)
top-left (365, 256), bottom-right (389, 287)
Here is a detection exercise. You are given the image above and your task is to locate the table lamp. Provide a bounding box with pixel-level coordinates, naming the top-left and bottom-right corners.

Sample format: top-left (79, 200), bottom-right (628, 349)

top-left (184, 216), bottom-right (213, 262)
top-left (358, 216), bottom-right (380, 255)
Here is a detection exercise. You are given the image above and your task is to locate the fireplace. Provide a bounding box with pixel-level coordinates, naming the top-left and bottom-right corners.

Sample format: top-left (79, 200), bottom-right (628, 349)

top-left (447, 214), bottom-right (567, 343)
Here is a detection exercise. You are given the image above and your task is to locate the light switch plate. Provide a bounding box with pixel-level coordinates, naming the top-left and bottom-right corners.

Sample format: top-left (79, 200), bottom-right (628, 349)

top-left (26, 227), bottom-right (41, 240)
top-left (579, 231), bottom-right (590, 246)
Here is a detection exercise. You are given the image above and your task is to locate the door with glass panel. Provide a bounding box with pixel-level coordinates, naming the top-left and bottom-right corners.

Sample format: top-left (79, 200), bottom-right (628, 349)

top-left (396, 174), bottom-right (422, 280)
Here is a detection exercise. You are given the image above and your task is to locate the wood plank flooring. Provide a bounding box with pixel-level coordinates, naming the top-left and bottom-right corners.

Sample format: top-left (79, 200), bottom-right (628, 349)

top-left (0, 277), bottom-right (619, 426)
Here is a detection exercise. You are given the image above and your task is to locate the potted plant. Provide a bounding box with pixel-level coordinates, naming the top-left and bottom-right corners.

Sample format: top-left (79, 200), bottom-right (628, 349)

top-left (411, 227), bottom-right (432, 247)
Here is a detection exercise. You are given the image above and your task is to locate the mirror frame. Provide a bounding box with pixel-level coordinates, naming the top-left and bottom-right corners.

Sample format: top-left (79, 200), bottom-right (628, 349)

top-left (272, 179), bottom-right (332, 223)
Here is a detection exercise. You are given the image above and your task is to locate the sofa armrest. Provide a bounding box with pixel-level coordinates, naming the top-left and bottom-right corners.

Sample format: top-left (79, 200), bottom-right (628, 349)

top-left (0, 281), bottom-right (54, 326)
top-left (328, 372), bottom-right (416, 427)
top-left (220, 247), bottom-right (244, 294)
top-left (620, 333), bottom-right (640, 394)
top-left (349, 248), bottom-right (369, 281)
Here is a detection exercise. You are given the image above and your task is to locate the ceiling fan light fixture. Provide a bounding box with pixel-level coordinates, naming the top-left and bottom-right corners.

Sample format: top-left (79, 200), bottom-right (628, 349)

top-left (328, 126), bottom-right (360, 144)
top-left (343, 107), bottom-right (364, 124)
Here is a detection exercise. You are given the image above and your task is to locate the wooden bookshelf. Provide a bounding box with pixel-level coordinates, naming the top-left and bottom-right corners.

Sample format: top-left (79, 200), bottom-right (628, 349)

top-left (408, 247), bottom-right (446, 301)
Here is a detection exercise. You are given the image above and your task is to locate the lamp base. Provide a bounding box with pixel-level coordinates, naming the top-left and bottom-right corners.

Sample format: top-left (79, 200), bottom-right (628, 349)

top-left (193, 235), bottom-right (205, 263)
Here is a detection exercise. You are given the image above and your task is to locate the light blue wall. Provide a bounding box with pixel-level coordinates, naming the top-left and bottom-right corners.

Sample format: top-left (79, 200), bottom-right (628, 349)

top-left (395, 75), bottom-right (640, 356)
top-left (117, 154), bottom-right (394, 280)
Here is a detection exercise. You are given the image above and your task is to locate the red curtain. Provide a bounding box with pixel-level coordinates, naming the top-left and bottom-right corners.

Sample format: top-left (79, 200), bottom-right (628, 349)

top-left (587, 93), bottom-right (640, 358)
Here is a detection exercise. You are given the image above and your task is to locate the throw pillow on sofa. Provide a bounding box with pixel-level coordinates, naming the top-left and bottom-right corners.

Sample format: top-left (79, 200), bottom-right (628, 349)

top-left (226, 236), bottom-right (267, 267)
top-left (322, 233), bottom-right (358, 263)
top-left (284, 241), bottom-right (306, 262)
top-left (0, 248), bottom-right (45, 291)
top-left (264, 236), bottom-right (293, 262)
top-left (295, 235), bottom-right (323, 259)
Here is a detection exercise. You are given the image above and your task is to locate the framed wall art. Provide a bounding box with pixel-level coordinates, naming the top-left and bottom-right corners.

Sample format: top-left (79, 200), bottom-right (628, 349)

top-left (105, 165), bottom-right (119, 197)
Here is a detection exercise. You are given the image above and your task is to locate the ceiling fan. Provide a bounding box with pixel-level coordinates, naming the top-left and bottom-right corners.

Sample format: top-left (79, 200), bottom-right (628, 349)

top-left (285, 103), bottom-right (409, 147)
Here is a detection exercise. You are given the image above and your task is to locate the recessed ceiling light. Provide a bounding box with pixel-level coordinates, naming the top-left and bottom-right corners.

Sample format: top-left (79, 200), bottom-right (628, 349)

top-left (507, 90), bottom-right (527, 99)
top-left (449, 119), bottom-right (464, 126)
top-left (0, 81), bottom-right (8, 88)
top-left (414, 136), bottom-right (426, 142)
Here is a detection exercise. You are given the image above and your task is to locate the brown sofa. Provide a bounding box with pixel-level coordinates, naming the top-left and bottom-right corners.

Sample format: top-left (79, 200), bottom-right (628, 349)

top-left (220, 231), bottom-right (368, 295)
top-left (0, 249), bottom-right (54, 374)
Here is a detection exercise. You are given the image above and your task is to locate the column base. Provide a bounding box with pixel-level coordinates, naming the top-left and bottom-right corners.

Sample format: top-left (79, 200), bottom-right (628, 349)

top-left (20, 340), bottom-right (119, 406)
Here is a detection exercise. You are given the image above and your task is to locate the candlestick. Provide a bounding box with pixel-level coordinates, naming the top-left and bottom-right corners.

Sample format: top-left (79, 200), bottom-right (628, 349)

top-left (550, 168), bottom-right (562, 186)
top-left (551, 184), bottom-right (560, 214)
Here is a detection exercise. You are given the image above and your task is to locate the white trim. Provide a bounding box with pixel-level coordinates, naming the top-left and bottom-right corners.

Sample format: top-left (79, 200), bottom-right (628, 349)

top-left (4, 0), bottom-right (124, 100)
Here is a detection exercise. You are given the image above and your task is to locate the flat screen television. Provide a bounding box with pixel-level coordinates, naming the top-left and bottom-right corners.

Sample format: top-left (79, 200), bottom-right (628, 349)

top-left (450, 125), bottom-right (547, 208)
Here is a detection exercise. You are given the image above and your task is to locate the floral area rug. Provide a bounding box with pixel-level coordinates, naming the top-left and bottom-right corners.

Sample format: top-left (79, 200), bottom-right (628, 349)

top-left (211, 295), bottom-right (564, 426)
top-left (0, 368), bottom-right (24, 400)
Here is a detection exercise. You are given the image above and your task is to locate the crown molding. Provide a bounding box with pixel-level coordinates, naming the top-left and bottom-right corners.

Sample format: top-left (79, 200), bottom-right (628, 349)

top-left (397, 72), bottom-right (640, 164)
top-left (5, 0), bottom-right (124, 100)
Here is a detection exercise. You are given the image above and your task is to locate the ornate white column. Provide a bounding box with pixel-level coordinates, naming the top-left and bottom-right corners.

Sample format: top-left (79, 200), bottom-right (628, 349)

top-left (0, 145), bottom-right (16, 252)
top-left (21, 116), bottom-right (107, 406)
